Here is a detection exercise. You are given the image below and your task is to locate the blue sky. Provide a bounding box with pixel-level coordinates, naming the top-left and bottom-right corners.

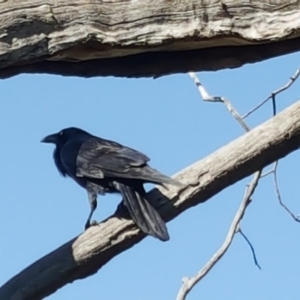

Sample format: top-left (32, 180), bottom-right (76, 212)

top-left (1, 52), bottom-right (300, 300)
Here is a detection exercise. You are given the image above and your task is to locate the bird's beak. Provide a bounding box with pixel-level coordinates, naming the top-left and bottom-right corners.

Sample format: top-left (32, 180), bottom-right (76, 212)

top-left (41, 133), bottom-right (58, 144)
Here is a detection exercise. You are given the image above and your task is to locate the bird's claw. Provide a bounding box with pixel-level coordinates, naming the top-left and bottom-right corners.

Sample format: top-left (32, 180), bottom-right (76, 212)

top-left (84, 220), bottom-right (98, 231)
top-left (84, 220), bottom-right (98, 230)
top-left (90, 220), bottom-right (98, 226)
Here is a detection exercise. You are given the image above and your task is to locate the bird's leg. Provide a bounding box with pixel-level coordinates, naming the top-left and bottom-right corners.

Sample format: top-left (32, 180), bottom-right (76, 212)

top-left (85, 191), bottom-right (98, 230)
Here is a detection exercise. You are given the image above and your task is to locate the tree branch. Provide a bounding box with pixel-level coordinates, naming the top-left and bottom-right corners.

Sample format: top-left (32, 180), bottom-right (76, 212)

top-left (181, 73), bottom-right (258, 299)
top-left (1, 1), bottom-right (300, 78)
top-left (243, 67), bottom-right (300, 119)
top-left (2, 99), bottom-right (300, 300)
top-left (176, 171), bottom-right (261, 300)
top-left (271, 162), bottom-right (300, 222)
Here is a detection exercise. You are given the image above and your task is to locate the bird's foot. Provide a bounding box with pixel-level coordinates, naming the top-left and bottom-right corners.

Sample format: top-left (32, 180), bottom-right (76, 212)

top-left (90, 220), bottom-right (98, 226)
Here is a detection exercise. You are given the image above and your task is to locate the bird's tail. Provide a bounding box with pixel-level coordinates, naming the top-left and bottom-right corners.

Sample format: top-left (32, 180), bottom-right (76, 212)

top-left (115, 182), bottom-right (169, 241)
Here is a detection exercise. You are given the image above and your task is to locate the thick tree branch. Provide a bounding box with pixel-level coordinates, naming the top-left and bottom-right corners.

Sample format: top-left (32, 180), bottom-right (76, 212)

top-left (1, 1), bottom-right (300, 78)
top-left (2, 100), bottom-right (300, 300)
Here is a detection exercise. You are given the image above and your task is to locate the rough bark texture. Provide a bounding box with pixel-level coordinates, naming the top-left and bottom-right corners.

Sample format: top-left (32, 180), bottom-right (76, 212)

top-left (1, 99), bottom-right (300, 300)
top-left (1, 0), bottom-right (300, 79)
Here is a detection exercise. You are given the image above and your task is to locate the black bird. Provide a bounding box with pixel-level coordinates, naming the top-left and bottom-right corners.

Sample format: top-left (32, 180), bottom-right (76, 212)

top-left (41, 127), bottom-right (181, 241)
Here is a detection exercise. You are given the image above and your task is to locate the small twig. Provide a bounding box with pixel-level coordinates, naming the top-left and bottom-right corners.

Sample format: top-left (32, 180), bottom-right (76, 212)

top-left (188, 72), bottom-right (222, 102)
top-left (260, 169), bottom-right (274, 178)
top-left (271, 94), bottom-right (277, 116)
top-left (243, 67), bottom-right (296, 205)
top-left (220, 97), bottom-right (250, 132)
top-left (188, 72), bottom-right (250, 132)
top-left (260, 161), bottom-right (278, 178)
top-left (242, 68), bottom-right (300, 119)
top-left (238, 189), bottom-right (261, 270)
top-left (260, 161), bottom-right (300, 222)
top-left (238, 228), bottom-right (261, 270)
top-left (176, 171), bottom-right (261, 300)
top-left (273, 164), bottom-right (300, 223)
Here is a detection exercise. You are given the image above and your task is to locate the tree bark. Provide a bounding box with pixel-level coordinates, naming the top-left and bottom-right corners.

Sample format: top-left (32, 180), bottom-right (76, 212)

top-left (1, 99), bottom-right (300, 300)
top-left (1, 0), bottom-right (300, 79)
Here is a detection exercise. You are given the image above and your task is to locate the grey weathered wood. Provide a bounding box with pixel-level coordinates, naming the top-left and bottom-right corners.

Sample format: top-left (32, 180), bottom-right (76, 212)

top-left (1, 99), bottom-right (300, 300)
top-left (0, 0), bottom-right (300, 78)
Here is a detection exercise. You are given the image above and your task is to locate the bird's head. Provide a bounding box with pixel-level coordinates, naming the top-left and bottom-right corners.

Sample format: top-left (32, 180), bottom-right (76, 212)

top-left (41, 127), bottom-right (90, 147)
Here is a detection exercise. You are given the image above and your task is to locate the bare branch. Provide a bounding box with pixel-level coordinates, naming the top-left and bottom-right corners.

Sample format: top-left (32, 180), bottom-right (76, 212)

top-left (260, 160), bottom-right (300, 222)
top-left (184, 70), bottom-right (300, 300)
top-left (184, 65), bottom-right (300, 298)
top-left (272, 94), bottom-right (277, 116)
top-left (243, 68), bottom-right (300, 119)
top-left (220, 97), bottom-right (250, 132)
top-left (188, 72), bottom-right (250, 132)
top-left (176, 171), bottom-right (261, 300)
top-left (273, 163), bottom-right (300, 223)
top-left (238, 228), bottom-right (261, 270)
top-left (181, 72), bottom-right (256, 300)
top-left (260, 164), bottom-right (276, 178)
top-left (2, 100), bottom-right (300, 300)
top-left (194, 65), bottom-right (300, 226)
top-left (188, 72), bottom-right (220, 102)
top-left (243, 68), bottom-right (300, 222)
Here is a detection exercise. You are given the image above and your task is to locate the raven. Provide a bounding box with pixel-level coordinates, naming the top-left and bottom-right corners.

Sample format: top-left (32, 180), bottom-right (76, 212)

top-left (41, 127), bottom-right (181, 241)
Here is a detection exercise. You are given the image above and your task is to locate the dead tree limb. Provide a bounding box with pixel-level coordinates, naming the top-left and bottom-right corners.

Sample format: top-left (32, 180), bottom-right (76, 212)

top-left (176, 171), bottom-right (261, 300)
top-left (2, 99), bottom-right (300, 299)
top-left (175, 73), bottom-right (258, 300)
top-left (1, 0), bottom-right (300, 79)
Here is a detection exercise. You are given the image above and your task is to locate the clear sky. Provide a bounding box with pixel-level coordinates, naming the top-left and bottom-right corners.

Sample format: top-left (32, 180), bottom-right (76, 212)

top-left (1, 52), bottom-right (300, 300)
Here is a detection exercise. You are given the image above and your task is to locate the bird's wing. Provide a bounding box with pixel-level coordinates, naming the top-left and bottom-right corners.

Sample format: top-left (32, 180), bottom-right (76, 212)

top-left (76, 137), bottom-right (151, 179)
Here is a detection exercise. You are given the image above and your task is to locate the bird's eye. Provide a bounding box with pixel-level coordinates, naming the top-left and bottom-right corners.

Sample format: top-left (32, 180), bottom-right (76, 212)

top-left (59, 131), bottom-right (64, 136)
